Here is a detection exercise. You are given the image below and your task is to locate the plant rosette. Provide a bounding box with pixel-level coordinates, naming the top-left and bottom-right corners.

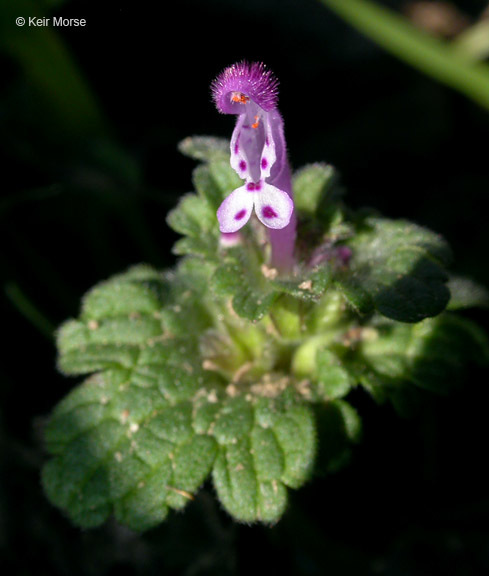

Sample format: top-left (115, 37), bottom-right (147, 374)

top-left (42, 63), bottom-right (489, 531)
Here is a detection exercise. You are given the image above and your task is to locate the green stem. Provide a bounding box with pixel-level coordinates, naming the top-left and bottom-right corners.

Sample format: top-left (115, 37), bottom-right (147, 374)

top-left (4, 282), bottom-right (55, 339)
top-left (319, 0), bottom-right (489, 111)
top-left (291, 331), bottom-right (339, 378)
top-left (269, 295), bottom-right (302, 340)
top-left (452, 19), bottom-right (489, 61)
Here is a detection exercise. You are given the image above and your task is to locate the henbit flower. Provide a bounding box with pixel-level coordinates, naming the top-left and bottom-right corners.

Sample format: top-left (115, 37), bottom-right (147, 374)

top-left (211, 62), bottom-right (295, 235)
top-left (219, 231), bottom-right (242, 247)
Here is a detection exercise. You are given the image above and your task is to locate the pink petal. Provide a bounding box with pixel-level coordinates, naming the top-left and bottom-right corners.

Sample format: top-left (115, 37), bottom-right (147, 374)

top-left (259, 114), bottom-right (276, 179)
top-left (230, 116), bottom-right (250, 179)
top-left (254, 183), bottom-right (294, 230)
top-left (211, 61), bottom-right (280, 114)
top-left (217, 185), bottom-right (254, 233)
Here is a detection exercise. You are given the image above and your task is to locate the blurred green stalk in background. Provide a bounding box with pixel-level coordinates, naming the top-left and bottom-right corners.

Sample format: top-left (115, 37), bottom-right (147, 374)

top-left (320, 0), bottom-right (489, 112)
top-left (0, 0), bottom-right (107, 137)
top-left (4, 282), bottom-right (55, 340)
top-left (454, 17), bottom-right (489, 62)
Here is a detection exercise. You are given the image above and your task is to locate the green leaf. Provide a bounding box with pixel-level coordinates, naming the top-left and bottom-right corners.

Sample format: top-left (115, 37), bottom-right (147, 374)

top-left (447, 275), bottom-right (489, 310)
top-left (316, 349), bottom-right (352, 399)
top-left (192, 160), bottom-right (242, 211)
top-left (168, 146), bottom-right (243, 255)
top-left (293, 163), bottom-right (338, 217)
top-left (178, 136), bottom-right (229, 163)
top-left (271, 403), bottom-right (316, 489)
top-left (43, 264), bottom-right (325, 530)
top-left (80, 265), bottom-right (170, 321)
top-left (212, 249), bottom-right (279, 322)
top-left (160, 257), bottom-right (216, 337)
top-left (42, 370), bottom-right (218, 531)
top-left (192, 164), bottom-right (226, 211)
top-left (272, 265), bottom-right (332, 303)
top-left (212, 247), bottom-right (334, 323)
top-left (314, 400), bottom-right (362, 475)
top-left (335, 277), bottom-right (374, 315)
top-left (346, 217), bottom-right (451, 322)
top-left (43, 264), bottom-right (219, 530)
top-left (207, 160), bottom-right (242, 205)
top-left (166, 194), bottom-right (219, 258)
top-left (56, 266), bottom-right (173, 375)
top-left (43, 367), bottom-right (319, 529)
top-left (292, 164), bottom-right (350, 243)
top-left (212, 396), bottom-right (316, 522)
top-left (358, 313), bottom-right (489, 404)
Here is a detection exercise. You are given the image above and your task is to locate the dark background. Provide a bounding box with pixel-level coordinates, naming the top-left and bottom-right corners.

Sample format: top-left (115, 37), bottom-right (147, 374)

top-left (1, 0), bottom-right (489, 574)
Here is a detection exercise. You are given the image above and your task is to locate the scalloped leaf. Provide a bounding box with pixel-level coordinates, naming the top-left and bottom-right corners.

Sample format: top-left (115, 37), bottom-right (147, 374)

top-left (357, 313), bottom-right (489, 403)
top-left (344, 217), bottom-right (451, 322)
top-left (43, 367), bottom-right (319, 529)
top-left (212, 398), bottom-right (316, 522)
top-left (43, 264), bottom-right (326, 530)
top-left (42, 369), bottom-right (218, 531)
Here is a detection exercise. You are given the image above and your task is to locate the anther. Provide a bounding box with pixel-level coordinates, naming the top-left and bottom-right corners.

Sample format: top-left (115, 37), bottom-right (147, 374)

top-left (231, 91), bottom-right (250, 104)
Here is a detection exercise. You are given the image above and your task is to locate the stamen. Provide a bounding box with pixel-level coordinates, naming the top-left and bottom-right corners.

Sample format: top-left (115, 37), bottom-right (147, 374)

top-left (251, 115), bottom-right (260, 129)
top-left (231, 91), bottom-right (250, 104)
top-left (212, 62), bottom-right (280, 113)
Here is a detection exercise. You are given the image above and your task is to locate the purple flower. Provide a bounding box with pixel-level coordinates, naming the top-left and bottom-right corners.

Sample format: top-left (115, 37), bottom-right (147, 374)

top-left (211, 62), bottom-right (295, 236)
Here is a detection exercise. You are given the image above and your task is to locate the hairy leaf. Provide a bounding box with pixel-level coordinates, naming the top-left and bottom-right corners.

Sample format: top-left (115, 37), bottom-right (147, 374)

top-left (357, 313), bottom-right (489, 403)
top-left (43, 265), bottom-right (326, 530)
top-left (178, 136), bottom-right (229, 163)
top-left (345, 217), bottom-right (451, 322)
top-left (293, 163), bottom-right (338, 217)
